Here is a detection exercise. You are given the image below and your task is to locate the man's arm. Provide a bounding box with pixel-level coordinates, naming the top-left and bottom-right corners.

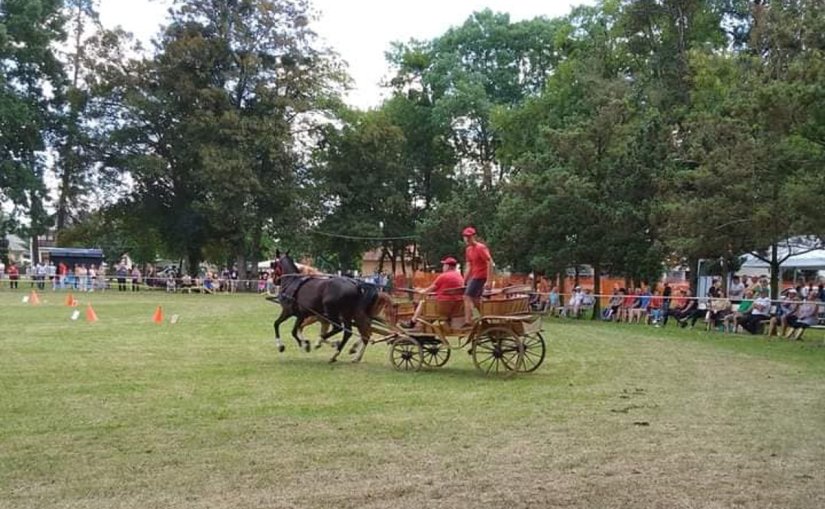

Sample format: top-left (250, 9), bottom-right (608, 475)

top-left (418, 283), bottom-right (437, 295)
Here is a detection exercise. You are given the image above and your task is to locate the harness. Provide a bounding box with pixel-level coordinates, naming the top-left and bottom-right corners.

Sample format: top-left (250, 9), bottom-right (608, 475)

top-left (277, 274), bottom-right (316, 304)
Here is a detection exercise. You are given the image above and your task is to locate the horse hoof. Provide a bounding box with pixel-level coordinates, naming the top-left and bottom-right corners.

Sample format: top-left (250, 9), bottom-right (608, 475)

top-left (277, 344), bottom-right (285, 353)
top-left (303, 342), bottom-right (311, 353)
top-left (314, 342), bottom-right (324, 350)
top-left (329, 356), bottom-right (338, 364)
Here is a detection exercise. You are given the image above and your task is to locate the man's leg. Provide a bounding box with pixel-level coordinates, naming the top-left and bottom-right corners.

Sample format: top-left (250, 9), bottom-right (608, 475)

top-left (404, 300), bottom-right (425, 327)
top-left (463, 278), bottom-right (485, 325)
top-left (463, 295), bottom-right (474, 324)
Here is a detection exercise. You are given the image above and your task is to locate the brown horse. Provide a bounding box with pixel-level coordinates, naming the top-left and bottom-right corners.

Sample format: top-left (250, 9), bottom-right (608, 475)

top-left (271, 252), bottom-right (391, 363)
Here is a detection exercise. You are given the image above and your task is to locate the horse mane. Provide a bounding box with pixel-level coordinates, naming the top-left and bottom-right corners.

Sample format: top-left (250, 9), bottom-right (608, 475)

top-left (296, 262), bottom-right (322, 276)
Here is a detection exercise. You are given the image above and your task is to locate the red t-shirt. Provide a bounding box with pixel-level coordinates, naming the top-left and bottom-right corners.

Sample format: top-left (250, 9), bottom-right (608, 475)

top-left (649, 296), bottom-right (663, 309)
top-left (465, 242), bottom-right (491, 280)
top-left (433, 270), bottom-right (464, 302)
top-left (623, 295), bottom-right (635, 307)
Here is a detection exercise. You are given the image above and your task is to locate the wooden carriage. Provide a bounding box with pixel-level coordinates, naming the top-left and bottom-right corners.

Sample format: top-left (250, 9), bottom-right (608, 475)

top-left (372, 290), bottom-right (546, 374)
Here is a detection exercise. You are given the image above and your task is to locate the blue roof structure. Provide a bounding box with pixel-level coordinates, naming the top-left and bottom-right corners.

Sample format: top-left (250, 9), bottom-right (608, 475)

top-left (47, 248), bottom-right (104, 259)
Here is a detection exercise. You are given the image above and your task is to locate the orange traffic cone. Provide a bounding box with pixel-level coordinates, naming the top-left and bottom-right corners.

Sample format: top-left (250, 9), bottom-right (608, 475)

top-left (29, 290), bottom-right (41, 305)
top-left (86, 304), bottom-right (99, 323)
top-left (152, 306), bottom-right (164, 325)
top-left (65, 292), bottom-right (78, 307)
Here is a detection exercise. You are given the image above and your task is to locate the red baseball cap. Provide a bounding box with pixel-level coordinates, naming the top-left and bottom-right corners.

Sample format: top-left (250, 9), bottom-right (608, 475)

top-left (440, 256), bottom-right (458, 265)
top-left (462, 226), bottom-right (476, 237)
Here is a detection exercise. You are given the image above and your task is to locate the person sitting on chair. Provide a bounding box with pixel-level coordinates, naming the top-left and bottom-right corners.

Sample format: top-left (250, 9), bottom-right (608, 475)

top-left (402, 257), bottom-right (464, 329)
top-left (786, 292), bottom-right (820, 340)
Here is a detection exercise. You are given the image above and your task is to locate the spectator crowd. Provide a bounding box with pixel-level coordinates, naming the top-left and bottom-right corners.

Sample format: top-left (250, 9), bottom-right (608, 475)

top-left (530, 275), bottom-right (825, 341)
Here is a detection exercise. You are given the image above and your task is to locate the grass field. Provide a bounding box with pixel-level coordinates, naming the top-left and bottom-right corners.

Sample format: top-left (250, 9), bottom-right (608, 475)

top-left (1, 290), bottom-right (824, 509)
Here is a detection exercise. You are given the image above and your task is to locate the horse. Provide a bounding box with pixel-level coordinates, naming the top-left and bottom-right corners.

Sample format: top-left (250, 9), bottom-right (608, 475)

top-left (270, 251), bottom-right (392, 363)
top-left (267, 259), bottom-right (333, 346)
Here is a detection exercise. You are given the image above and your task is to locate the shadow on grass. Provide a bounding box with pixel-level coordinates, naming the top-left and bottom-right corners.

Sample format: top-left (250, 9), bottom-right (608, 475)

top-left (248, 349), bottom-right (555, 382)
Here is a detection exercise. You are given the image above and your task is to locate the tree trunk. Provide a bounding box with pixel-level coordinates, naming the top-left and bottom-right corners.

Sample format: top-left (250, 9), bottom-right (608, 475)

top-left (592, 261), bottom-right (602, 320)
top-left (30, 234), bottom-right (39, 264)
top-left (236, 253), bottom-right (247, 282)
top-left (686, 255), bottom-right (699, 293)
top-left (249, 226), bottom-right (262, 281)
top-left (187, 251), bottom-right (199, 278)
top-left (769, 242), bottom-right (779, 298)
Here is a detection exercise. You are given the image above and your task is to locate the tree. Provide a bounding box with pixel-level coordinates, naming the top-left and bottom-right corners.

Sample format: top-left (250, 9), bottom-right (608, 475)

top-left (667, 0), bottom-right (825, 296)
top-left (101, 0), bottom-right (344, 275)
top-left (493, 5), bottom-right (667, 315)
top-left (0, 0), bottom-right (66, 259)
top-left (388, 10), bottom-right (567, 189)
top-left (54, 0), bottom-right (130, 236)
top-left (312, 108), bottom-right (414, 272)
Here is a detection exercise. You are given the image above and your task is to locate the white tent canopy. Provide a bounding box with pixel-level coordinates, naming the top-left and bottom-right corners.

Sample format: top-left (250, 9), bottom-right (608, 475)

top-left (740, 238), bottom-right (825, 270)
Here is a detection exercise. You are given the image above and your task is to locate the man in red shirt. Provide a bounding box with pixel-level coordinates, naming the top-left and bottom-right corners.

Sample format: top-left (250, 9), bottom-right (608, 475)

top-left (402, 256), bottom-right (464, 328)
top-left (462, 226), bottom-right (493, 325)
top-left (7, 263), bottom-right (19, 289)
top-left (58, 262), bottom-right (67, 290)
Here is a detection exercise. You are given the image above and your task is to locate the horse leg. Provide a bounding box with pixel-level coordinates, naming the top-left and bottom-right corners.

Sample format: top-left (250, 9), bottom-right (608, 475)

top-left (329, 320), bottom-right (353, 363)
top-left (291, 314), bottom-right (311, 352)
top-left (320, 303), bottom-right (345, 348)
top-left (273, 307), bottom-right (290, 353)
top-left (314, 320), bottom-right (331, 350)
top-left (295, 315), bottom-right (323, 349)
top-left (351, 314), bottom-right (372, 363)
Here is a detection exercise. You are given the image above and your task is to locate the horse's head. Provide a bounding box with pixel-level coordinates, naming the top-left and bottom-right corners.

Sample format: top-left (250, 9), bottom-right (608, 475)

top-left (272, 249), bottom-right (299, 285)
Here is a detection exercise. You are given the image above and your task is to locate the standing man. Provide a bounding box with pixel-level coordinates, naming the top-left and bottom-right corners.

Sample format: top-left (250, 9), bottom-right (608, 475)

top-left (462, 226), bottom-right (493, 326)
top-left (8, 262), bottom-right (19, 289)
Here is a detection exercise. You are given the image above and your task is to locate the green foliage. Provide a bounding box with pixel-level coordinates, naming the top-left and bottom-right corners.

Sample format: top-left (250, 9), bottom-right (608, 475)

top-left (0, 0), bottom-right (66, 239)
top-left (389, 10), bottom-right (567, 188)
top-left (96, 0), bottom-right (344, 274)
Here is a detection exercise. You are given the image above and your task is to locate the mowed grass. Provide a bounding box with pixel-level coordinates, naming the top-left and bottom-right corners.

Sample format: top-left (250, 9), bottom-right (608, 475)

top-left (1, 290), bottom-right (824, 509)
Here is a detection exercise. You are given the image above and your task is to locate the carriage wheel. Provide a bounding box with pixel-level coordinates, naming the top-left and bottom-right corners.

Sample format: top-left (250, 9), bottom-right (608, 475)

top-left (421, 341), bottom-right (451, 368)
top-left (389, 337), bottom-right (423, 372)
top-left (471, 326), bottom-right (523, 374)
top-left (514, 332), bottom-right (546, 373)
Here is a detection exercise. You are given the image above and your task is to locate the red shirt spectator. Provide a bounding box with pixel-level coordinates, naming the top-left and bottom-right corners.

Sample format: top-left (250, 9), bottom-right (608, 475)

top-left (649, 295), bottom-right (663, 309)
top-left (623, 294), bottom-right (635, 308)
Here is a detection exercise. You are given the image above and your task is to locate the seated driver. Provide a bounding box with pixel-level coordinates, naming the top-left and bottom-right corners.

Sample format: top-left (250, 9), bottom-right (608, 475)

top-left (402, 257), bottom-right (464, 328)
